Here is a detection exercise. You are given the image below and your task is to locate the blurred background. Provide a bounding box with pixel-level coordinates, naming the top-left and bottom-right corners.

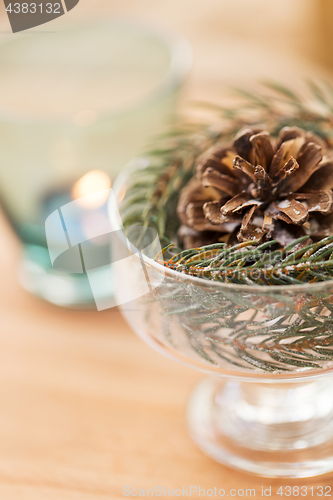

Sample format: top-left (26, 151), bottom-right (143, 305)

top-left (0, 1), bottom-right (332, 498)
top-left (1, 0), bottom-right (333, 100)
top-left (60, 0), bottom-right (333, 94)
top-left (59, 0), bottom-right (333, 94)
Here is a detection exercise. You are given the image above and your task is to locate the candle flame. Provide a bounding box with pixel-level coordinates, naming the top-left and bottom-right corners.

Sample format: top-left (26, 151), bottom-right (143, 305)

top-left (71, 170), bottom-right (111, 209)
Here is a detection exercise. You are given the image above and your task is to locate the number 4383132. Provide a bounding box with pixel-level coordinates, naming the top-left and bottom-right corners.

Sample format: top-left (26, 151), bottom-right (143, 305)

top-left (6, 3), bottom-right (61, 14)
top-left (277, 485), bottom-right (331, 496)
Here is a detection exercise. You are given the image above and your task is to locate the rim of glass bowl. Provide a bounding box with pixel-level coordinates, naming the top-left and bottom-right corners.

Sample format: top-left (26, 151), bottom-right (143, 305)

top-left (0, 18), bottom-right (192, 126)
top-left (109, 159), bottom-right (333, 382)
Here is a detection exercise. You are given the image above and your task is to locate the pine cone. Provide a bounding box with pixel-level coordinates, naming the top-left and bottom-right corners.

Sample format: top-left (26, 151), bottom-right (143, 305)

top-left (177, 126), bottom-right (333, 248)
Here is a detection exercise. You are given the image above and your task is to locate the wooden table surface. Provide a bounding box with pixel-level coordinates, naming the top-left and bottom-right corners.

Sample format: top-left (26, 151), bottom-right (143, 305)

top-left (1, 1), bottom-right (333, 498)
top-left (1, 216), bottom-right (333, 500)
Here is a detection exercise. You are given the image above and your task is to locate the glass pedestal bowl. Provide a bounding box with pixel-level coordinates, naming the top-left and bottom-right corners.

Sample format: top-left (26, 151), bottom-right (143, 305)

top-left (110, 162), bottom-right (333, 478)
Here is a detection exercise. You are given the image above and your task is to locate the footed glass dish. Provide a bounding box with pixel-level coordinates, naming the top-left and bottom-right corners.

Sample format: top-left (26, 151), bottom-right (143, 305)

top-left (110, 160), bottom-right (333, 478)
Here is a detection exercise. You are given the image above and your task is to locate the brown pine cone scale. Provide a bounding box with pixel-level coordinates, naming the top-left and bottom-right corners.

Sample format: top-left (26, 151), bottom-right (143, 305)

top-left (177, 126), bottom-right (333, 248)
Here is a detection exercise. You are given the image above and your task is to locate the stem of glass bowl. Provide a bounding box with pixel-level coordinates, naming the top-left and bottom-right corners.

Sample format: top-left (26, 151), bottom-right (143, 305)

top-left (187, 376), bottom-right (333, 477)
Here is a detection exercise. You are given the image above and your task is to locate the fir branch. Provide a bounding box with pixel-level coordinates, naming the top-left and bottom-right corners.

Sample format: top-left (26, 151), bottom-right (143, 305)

top-left (156, 236), bottom-right (333, 285)
top-left (120, 81), bottom-right (333, 373)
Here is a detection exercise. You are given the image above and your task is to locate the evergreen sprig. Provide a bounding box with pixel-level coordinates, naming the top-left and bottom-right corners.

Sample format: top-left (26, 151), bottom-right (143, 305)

top-left (156, 235), bottom-right (333, 285)
top-left (121, 80), bottom-right (333, 285)
top-left (119, 81), bottom-right (333, 372)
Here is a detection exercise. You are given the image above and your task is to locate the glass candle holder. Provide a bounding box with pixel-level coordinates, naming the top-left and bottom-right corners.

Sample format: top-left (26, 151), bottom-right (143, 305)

top-left (0, 19), bottom-right (191, 307)
top-left (110, 158), bottom-right (333, 478)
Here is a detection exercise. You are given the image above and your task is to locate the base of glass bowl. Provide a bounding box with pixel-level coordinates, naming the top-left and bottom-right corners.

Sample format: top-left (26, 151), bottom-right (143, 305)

top-left (187, 376), bottom-right (333, 478)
